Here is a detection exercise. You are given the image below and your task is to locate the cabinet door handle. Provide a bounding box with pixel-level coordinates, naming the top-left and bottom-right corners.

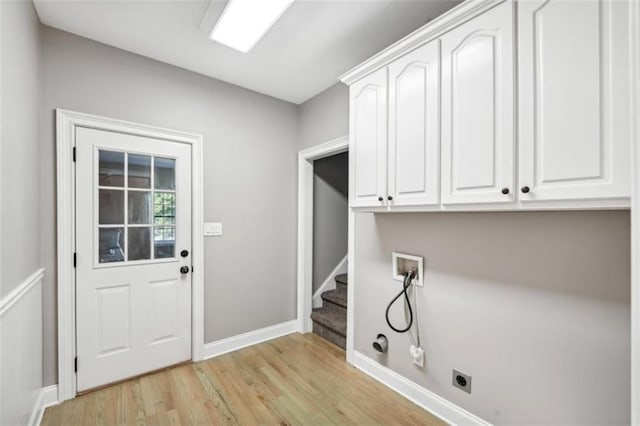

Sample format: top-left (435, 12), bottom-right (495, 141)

top-left (501, 188), bottom-right (510, 195)
top-left (378, 196), bottom-right (384, 202)
top-left (521, 186), bottom-right (530, 194)
top-left (387, 196), bottom-right (393, 201)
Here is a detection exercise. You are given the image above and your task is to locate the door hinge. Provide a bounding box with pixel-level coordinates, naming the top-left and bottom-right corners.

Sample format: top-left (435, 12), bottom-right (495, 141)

top-left (72, 147), bottom-right (76, 162)
top-left (74, 357), bottom-right (77, 373)
top-left (73, 252), bottom-right (77, 268)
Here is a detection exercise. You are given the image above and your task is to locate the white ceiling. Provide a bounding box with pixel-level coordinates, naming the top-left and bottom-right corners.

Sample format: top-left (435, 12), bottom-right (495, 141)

top-left (33, 0), bottom-right (461, 104)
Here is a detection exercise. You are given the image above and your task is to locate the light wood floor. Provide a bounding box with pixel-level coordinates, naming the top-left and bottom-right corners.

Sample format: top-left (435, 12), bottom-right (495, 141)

top-left (42, 333), bottom-right (444, 425)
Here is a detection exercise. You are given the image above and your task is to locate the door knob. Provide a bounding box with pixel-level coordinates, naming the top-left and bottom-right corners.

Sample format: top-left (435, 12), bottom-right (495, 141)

top-left (521, 186), bottom-right (530, 194)
top-left (180, 266), bottom-right (190, 274)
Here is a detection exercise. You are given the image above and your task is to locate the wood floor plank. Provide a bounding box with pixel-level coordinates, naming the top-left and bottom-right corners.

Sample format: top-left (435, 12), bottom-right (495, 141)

top-left (42, 333), bottom-right (446, 426)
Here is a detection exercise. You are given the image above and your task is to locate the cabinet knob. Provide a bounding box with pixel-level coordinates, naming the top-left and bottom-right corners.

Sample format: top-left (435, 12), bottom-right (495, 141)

top-left (387, 196), bottom-right (393, 201)
top-left (378, 196), bottom-right (384, 202)
top-left (521, 186), bottom-right (530, 194)
top-left (501, 188), bottom-right (510, 195)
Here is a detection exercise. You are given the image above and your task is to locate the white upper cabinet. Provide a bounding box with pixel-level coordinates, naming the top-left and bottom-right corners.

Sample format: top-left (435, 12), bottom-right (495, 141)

top-left (349, 67), bottom-right (388, 208)
top-left (440, 1), bottom-right (515, 205)
top-left (517, 0), bottom-right (631, 204)
top-left (341, 0), bottom-right (634, 212)
top-left (388, 40), bottom-right (441, 207)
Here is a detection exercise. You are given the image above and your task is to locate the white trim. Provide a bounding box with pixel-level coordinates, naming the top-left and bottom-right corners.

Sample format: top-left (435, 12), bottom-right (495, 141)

top-left (312, 254), bottom-right (348, 308)
top-left (1, 269), bottom-right (45, 426)
top-left (29, 385), bottom-right (59, 426)
top-left (203, 320), bottom-right (299, 359)
top-left (353, 352), bottom-right (490, 426)
top-left (0, 268), bottom-right (44, 317)
top-left (630, 0), bottom-right (640, 422)
top-left (40, 385), bottom-right (59, 409)
top-left (55, 109), bottom-right (205, 402)
top-left (346, 204), bottom-right (355, 364)
top-left (339, 0), bottom-right (505, 85)
top-left (296, 136), bottom-right (351, 360)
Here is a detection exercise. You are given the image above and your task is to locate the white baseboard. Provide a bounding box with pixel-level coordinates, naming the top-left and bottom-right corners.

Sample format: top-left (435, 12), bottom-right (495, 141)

top-left (312, 254), bottom-right (348, 308)
top-left (203, 320), bottom-right (299, 360)
top-left (29, 385), bottom-right (59, 426)
top-left (353, 351), bottom-right (490, 426)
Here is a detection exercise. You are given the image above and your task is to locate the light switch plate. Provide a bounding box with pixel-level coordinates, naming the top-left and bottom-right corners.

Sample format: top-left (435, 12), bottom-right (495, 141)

top-left (204, 222), bottom-right (222, 236)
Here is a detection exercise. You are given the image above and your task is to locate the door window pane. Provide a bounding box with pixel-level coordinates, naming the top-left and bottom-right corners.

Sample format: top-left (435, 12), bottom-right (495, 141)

top-left (99, 150), bottom-right (125, 187)
top-left (96, 150), bottom-right (180, 265)
top-left (128, 227), bottom-right (151, 261)
top-left (154, 192), bottom-right (175, 224)
top-left (128, 191), bottom-right (152, 224)
top-left (154, 157), bottom-right (175, 190)
top-left (154, 226), bottom-right (175, 259)
top-left (99, 190), bottom-right (124, 224)
top-left (128, 154), bottom-right (151, 189)
top-left (99, 228), bottom-right (124, 263)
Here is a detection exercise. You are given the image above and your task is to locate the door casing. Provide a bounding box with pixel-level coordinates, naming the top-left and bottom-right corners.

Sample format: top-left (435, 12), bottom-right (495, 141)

top-left (296, 136), bottom-right (353, 363)
top-left (56, 109), bottom-right (204, 402)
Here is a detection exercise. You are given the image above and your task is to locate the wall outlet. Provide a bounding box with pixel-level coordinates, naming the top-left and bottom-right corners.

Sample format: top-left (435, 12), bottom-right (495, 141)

top-left (410, 345), bottom-right (424, 367)
top-left (452, 369), bottom-right (471, 393)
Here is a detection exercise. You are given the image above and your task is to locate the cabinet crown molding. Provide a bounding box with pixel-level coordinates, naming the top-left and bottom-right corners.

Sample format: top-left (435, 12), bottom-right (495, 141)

top-left (338, 0), bottom-right (506, 85)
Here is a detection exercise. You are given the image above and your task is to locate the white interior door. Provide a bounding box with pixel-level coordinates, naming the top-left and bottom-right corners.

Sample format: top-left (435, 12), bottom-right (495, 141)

top-left (75, 126), bottom-right (192, 392)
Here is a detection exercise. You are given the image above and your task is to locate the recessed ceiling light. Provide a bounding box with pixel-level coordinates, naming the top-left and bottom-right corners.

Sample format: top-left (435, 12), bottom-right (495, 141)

top-left (210, 0), bottom-right (295, 53)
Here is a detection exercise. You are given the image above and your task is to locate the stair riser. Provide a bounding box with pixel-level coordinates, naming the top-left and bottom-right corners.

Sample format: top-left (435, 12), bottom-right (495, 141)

top-left (321, 298), bottom-right (347, 312)
top-left (336, 282), bottom-right (347, 291)
top-left (312, 322), bottom-right (346, 350)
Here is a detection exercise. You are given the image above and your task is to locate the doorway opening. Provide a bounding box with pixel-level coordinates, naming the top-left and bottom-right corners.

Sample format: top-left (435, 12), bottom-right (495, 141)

top-left (309, 151), bottom-right (348, 349)
top-left (296, 136), bottom-right (354, 362)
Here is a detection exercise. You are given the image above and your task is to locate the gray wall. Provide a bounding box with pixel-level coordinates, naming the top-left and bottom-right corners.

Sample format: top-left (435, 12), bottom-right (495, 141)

top-left (312, 153), bottom-right (348, 292)
top-left (355, 211), bottom-right (630, 425)
top-left (297, 83), bottom-right (349, 150)
top-left (299, 84), bottom-right (631, 424)
top-left (1, 0), bottom-right (42, 297)
top-left (0, 1), bottom-right (44, 424)
top-left (41, 27), bottom-right (299, 385)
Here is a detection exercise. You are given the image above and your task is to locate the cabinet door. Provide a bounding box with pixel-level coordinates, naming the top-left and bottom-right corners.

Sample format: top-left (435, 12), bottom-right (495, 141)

top-left (518, 0), bottom-right (631, 203)
top-left (441, 1), bottom-right (515, 205)
top-left (349, 68), bottom-right (388, 208)
top-left (388, 40), bottom-right (440, 207)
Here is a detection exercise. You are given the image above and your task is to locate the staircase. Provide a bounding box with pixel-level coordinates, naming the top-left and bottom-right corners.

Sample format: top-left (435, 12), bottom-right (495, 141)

top-left (310, 273), bottom-right (348, 349)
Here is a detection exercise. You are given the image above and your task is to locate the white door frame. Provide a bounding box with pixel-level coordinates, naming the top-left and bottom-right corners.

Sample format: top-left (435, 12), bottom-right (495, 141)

top-left (631, 1), bottom-right (640, 423)
top-left (56, 109), bottom-right (204, 401)
top-left (296, 136), bottom-right (355, 363)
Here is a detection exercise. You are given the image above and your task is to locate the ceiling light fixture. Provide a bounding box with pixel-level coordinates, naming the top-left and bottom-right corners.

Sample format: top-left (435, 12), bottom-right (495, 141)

top-left (210, 0), bottom-right (295, 53)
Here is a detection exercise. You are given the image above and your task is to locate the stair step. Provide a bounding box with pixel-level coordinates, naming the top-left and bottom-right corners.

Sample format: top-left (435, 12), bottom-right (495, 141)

top-left (335, 273), bottom-right (348, 286)
top-left (310, 307), bottom-right (346, 337)
top-left (321, 288), bottom-right (347, 309)
top-left (312, 321), bottom-right (346, 350)
top-left (313, 274), bottom-right (349, 349)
